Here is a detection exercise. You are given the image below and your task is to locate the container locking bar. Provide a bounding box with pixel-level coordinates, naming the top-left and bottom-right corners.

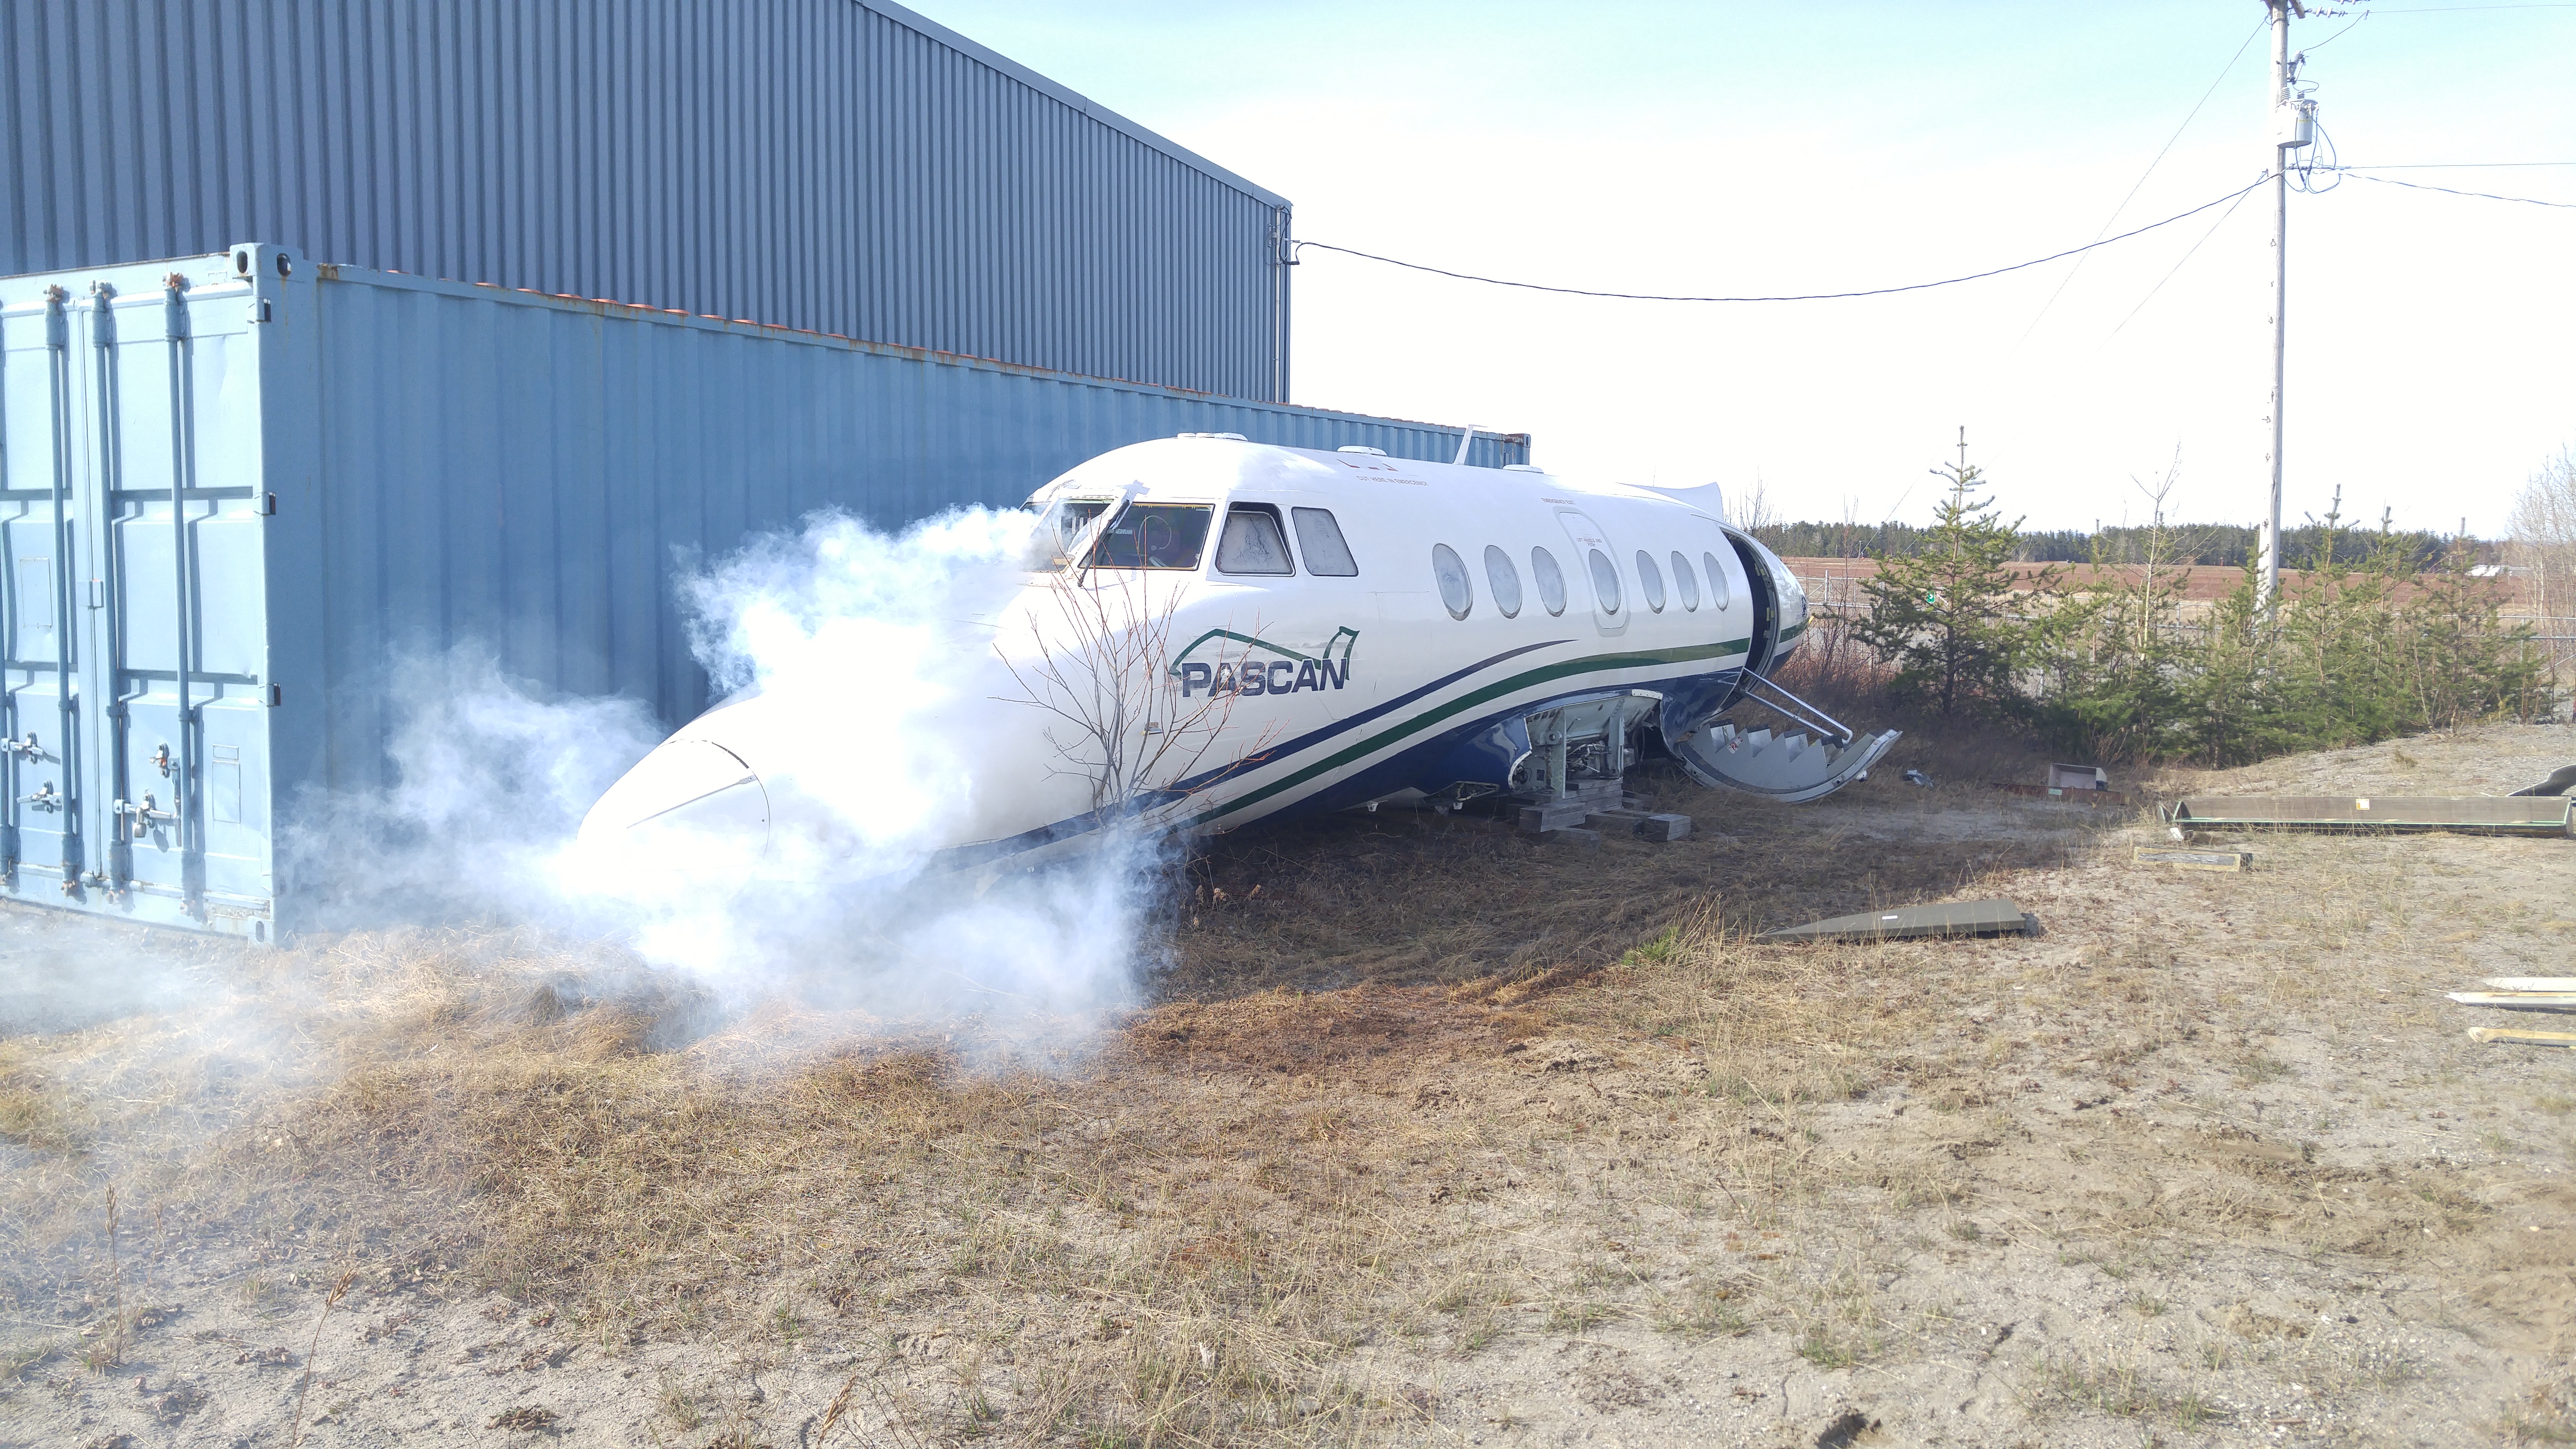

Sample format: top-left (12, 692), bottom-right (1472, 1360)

top-left (115, 796), bottom-right (178, 840)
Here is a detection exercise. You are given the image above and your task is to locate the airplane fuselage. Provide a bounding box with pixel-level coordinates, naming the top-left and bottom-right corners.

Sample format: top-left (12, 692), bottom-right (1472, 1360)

top-left (579, 437), bottom-right (1880, 881)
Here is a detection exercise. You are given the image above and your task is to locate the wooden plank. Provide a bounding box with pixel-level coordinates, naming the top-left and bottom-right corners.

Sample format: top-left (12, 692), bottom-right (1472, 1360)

top-left (2446, 992), bottom-right (2576, 1012)
top-left (2467, 1026), bottom-right (2576, 1047)
top-left (2133, 846), bottom-right (2251, 872)
top-left (1994, 783), bottom-right (2129, 807)
top-left (2167, 795), bottom-right (2575, 835)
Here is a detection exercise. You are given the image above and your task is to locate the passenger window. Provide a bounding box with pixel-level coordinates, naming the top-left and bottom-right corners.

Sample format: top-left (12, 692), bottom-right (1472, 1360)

top-left (1483, 545), bottom-right (1523, 618)
top-left (1530, 547), bottom-right (1567, 616)
top-left (1432, 544), bottom-right (1473, 619)
top-left (1672, 551), bottom-right (1700, 611)
top-left (1291, 507), bottom-right (1359, 577)
top-left (1635, 550), bottom-right (1666, 612)
top-left (1215, 506), bottom-right (1294, 575)
top-left (1089, 503), bottom-right (1212, 569)
top-left (1587, 548), bottom-right (1622, 614)
top-left (1703, 551), bottom-right (1733, 611)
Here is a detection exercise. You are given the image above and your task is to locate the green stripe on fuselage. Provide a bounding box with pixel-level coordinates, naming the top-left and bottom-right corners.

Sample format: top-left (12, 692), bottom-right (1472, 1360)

top-left (1186, 638), bottom-right (1752, 827)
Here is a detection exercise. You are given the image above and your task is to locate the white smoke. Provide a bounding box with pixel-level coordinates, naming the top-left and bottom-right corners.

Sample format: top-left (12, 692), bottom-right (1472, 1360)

top-left (673, 505), bottom-right (1042, 884)
top-left (319, 505), bottom-right (1166, 1032)
top-left (0, 508), bottom-right (1175, 1350)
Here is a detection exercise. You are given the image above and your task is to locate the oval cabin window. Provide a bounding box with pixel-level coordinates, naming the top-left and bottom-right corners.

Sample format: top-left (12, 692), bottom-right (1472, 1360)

top-left (1432, 543), bottom-right (1474, 619)
top-left (1483, 545), bottom-right (1523, 618)
top-left (1587, 549), bottom-right (1622, 614)
top-left (1635, 550), bottom-right (1666, 612)
top-left (1704, 551), bottom-right (1733, 612)
top-left (1671, 551), bottom-right (1700, 611)
top-left (1531, 547), bottom-right (1568, 616)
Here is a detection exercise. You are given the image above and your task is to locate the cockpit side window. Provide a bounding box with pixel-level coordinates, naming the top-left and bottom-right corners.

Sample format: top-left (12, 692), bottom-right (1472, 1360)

top-left (1090, 504), bottom-right (1213, 569)
top-left (1040, 499), bottom-right (1113, 568)
top-left (1215, 504), bottom-right (1296, 575)
top-left (1291, 507), bottom-right (1359, 577)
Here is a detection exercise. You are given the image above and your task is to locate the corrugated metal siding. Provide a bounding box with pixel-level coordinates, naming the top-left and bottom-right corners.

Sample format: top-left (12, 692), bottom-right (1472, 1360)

top-left (292, 254), bottom-right (1515, 741)
top-left (0, 247), bottom-right (1521, 934)
top-left (0, 0), bottom-right (1290, 399)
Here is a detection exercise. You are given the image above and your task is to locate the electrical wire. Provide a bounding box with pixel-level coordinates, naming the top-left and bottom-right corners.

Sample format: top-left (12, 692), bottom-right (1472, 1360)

top-left (2102, 181), bottom-right (2265, 342)
top-left (2013, 18), bottom-right (2270, 343)
top-left (2288, 116), bottom-right (2343, 193)
top-left (1289, 180), bottom-right (2269, 305)
top-left (2338, 170), bottom-right (2576, 207)
top-left (2334, 160), bottom-right (2576, 167)
top-left (2300, 11), bottom-right (2370, 50)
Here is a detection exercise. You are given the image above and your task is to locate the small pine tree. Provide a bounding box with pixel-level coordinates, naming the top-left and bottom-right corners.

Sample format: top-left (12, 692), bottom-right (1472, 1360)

top-left (1851, 454), bottom-right (2050, 723)
top-left (2029, 473), bottom-right (2195, 763)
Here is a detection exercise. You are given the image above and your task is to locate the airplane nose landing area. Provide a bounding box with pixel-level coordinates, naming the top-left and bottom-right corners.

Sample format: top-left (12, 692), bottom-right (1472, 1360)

top-left (577, 738), bottom-right (772, 863)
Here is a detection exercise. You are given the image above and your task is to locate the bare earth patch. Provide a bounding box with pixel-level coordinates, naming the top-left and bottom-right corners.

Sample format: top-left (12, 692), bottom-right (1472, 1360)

top-left (3, 722), bottom-right (2573, 1446)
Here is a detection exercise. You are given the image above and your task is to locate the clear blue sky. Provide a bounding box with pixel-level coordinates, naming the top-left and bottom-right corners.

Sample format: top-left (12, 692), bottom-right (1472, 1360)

top-left (910, 0), bottom-right (2576, 536)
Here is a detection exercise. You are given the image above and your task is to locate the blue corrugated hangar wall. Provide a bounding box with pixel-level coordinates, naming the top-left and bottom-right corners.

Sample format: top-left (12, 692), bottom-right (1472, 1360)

top-left (0, 0), bottom-right (1293, 400)
top-left (0, 2), bottom-right (1536, 937)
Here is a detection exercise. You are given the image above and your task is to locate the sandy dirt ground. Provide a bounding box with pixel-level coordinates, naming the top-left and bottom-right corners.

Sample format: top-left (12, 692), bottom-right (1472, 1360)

top-left (3, 722), bottom-right (2573, 1448)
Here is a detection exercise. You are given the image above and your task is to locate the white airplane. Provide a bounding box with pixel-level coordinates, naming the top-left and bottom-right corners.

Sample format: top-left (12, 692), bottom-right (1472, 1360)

top-left (578, 436), bottom-right (1899, 880)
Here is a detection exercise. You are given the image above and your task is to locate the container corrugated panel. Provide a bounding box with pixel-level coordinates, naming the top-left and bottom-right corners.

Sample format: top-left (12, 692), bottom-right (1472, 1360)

top-left (0, 0), bottom-right (1292, 399)
top-left (0, 245), bottom-right (1525, 937)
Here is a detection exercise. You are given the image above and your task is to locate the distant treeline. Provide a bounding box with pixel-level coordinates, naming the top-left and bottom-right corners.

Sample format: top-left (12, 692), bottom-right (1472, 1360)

top-left (1754, 521), bottom-right (2486, 568)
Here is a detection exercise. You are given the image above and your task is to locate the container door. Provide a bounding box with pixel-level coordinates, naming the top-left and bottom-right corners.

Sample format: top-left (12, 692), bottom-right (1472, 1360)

top-left (0, 292), bottom-right (81, 889)
top-left (0, 272), bottom-right (275, 934)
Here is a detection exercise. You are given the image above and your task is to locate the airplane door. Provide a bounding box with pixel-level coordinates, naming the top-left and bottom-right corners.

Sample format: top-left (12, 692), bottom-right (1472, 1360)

top-left (1553, 510), bottom-right (1626, 636)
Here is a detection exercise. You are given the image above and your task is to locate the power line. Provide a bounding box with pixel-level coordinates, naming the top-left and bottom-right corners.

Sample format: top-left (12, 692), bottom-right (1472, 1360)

top-left (2014, 18), bottom-right (2269, 343)
top-left (2104, 182), bottom-right (2265, 342)
top-left (2339, 170), bottom-right (2576, 207)
top-left (2337, 160), bottom-right (2576, 167)
top-left (1290, 180), bottom-right (2268, 305)
top-left (2301, 11), bottom-right (2371, 49)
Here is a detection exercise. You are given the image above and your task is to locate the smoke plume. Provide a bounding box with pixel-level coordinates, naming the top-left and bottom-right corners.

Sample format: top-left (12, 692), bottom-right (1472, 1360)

top-left (278, 504), bottom-right (1165, 1031)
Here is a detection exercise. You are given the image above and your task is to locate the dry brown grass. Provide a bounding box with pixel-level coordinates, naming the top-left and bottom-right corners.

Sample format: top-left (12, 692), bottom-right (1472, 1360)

top-left (4, 723), bottom-right (2574, 1445)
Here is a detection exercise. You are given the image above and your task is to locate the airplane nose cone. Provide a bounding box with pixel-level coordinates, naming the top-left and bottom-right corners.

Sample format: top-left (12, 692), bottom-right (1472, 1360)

top-left (578, 738), bottom-right (772, 860)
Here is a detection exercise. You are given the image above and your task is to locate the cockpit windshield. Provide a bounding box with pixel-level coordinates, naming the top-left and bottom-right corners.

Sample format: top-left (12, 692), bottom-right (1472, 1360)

top-left (1028, 496), bottom-right (1214, 571)
top-left (1089, 504), bottom-right (1211, 569)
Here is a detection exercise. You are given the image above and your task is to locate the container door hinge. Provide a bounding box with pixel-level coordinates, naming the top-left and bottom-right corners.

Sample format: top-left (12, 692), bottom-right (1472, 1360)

top-left (248, 299), bottom-right (273, 324)
top-left (267, 684), bottom-right (283, 708)
top-left (261, 493), bottom-right (277, 516)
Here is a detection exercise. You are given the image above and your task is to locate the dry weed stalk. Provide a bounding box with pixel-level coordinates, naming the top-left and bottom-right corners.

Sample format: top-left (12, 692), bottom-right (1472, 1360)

top-left (997, 557), bottom-right (1276, 828)
top-left (95, 1185), bottom-right (127, 1370)
top-left (286, 1268), bottom-right (356, 1446)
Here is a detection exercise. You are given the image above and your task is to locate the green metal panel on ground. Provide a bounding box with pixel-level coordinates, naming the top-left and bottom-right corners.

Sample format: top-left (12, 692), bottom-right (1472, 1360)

top-left (1757, 899), bottom-right (2035, 944)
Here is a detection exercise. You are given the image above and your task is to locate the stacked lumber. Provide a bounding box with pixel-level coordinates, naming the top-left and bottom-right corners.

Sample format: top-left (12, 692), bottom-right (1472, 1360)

top-left (2451, 977), bottom-right (2576, 1048)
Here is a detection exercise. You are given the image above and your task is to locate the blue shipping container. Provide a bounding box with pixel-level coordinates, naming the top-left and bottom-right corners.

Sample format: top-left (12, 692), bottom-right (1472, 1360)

top-left (0, 245), bottom-right (1526, 938)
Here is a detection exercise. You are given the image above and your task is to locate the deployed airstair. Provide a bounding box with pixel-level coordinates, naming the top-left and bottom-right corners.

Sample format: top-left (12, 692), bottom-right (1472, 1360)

top-left (1662, 674), bottom-right (1900, 805)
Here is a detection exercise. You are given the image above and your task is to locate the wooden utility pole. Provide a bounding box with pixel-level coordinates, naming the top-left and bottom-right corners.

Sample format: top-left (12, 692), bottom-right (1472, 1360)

top-left (2258, 0), bottom-right (2307, 614)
